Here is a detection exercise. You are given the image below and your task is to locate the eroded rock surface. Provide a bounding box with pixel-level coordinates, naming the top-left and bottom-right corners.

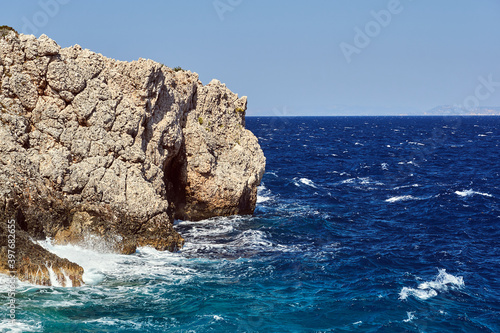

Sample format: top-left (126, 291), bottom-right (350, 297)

top-left (0, 29), bottom-right (265, 286)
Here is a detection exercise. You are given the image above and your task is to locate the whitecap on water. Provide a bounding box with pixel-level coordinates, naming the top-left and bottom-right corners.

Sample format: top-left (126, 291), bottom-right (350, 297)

top-left (399, 287), bottom-right (438, 300)
top-left (359, 177), bottom-right (384, 186)
top-left (341, 178), bottom-right (355, 184)
top-left (257, 184), bottom-right (274, 203)
top-left (397, 160), bottom-right (418, 166)
top-left (230, 230), bottom-right (274, 249)
top-left (385, 195), bottom-right (419, 203)
top-left (399, 269), bottom-right (464, 301)
top-left (340, 177), bottom-right (383, 186)
top-left (299, 178), bottom-right (318, 188)
top-left (176, 216), bottom-right (239, 239)
top-left (83, 318), bottom-right (144, 330)
top-left (403, 311), bottom-right (416, 322)
top-left (293, 177), bottom-right (318, 188)
top-left (0, 320), bottom-right (43, 333)
top-left (177, 216), bottom-right (296, 258)
top-left (42, 299), bottom-right (85, 308)
top-left (393, 184), bottom-right (420, 190)
top-left (455, 189), bottom-right (493, 198)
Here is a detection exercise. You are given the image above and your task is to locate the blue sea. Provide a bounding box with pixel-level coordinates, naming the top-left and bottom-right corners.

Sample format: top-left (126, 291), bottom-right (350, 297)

top-left (1, 116), bottom-right (499, 332)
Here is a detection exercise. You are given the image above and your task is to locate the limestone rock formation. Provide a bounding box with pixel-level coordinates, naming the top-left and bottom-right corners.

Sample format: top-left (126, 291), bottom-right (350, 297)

top-left (0, 28), bottom-right (265, 286)
top-left (174, 79), bottom-right (265, 220)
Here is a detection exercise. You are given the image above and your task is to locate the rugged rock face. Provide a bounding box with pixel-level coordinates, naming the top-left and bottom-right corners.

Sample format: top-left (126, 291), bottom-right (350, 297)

top-left (176, 80), bottom-right (265, 220)
top-left (0, 29), bottom-right (265, 286)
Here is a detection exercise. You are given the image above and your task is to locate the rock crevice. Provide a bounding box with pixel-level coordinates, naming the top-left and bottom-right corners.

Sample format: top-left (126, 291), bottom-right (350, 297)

top-left (0, 29), bottom-right (265, 286)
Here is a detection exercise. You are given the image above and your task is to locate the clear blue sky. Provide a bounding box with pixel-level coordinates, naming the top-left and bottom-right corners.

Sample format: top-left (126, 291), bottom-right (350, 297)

top-left (2, 0), bottom-right (500, 115)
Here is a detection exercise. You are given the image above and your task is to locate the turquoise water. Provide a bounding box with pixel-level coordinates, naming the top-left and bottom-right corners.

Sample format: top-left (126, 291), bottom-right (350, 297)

top-left (1, 116), bottom-right (499, 332)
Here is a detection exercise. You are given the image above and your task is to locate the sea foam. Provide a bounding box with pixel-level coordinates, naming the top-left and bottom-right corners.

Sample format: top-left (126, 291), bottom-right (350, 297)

top-left (0, 320), bottom-right (42, 333)
top-left (385, 195), bottom-right (418, 203)
top-left (455, 189), bottom-right (492, 197)
top-left (257, 184), bottom-right (273, 203)
top-left (293, 177), bottom-right (318, 188)
top-left (37, 239), bottom-right (194, 286)
top-left (399, 269), bottom-right (464, 300)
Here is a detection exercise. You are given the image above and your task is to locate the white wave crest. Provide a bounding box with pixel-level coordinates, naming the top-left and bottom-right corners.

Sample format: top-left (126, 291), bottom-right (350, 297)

top-left (399, 269), bottom-right (464, 300)
top-left (341, 178), bottom-right (355, 184)
top-left (230, 230), bottom-right (274, 249)
top-left (84, 318), bottom-right (143, 329)
top-left (294, 177), bottom-right (318, 188)
top-left (0, 320), bottom-right (42, 333)
top-left (257, 196), bottom-right (271, 203)
top-left (393, 184), bottom-right (420, 190)
top-left (257, 184), bottom-right (273, 203)
top-left (385, 195), bottom-right (418, 203)
top-left (403, 312), bottom-right (416, 322)
top-left (397, 160), bottom-right (418, 166)
top-left (340, 177), bottom-right (384, 186)
top-left (399, 287), bottom-right (438, 300)
top-left (178, 216), bottom-right (298, 258)
top-left (455, 189), bottom-right (492, 198)
top-left (176, 216), bottom-right (239, 239)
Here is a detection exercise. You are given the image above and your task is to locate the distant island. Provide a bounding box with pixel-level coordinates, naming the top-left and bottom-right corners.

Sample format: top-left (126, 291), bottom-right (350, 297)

top-left (424, 105), bottom-right (500, 116)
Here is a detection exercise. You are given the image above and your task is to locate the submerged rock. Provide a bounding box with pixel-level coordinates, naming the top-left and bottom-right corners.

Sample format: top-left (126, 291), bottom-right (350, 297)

top-left (0, 29), bottom-right (265, 286)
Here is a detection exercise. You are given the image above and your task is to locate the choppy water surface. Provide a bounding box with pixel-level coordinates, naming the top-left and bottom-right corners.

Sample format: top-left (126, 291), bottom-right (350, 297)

top-left (1, 116), bottom-right (499, 332)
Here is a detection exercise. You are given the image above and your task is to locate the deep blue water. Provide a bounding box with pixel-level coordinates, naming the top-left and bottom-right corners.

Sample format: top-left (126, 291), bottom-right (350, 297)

top-left (1, 116), bottom-right (500, 332)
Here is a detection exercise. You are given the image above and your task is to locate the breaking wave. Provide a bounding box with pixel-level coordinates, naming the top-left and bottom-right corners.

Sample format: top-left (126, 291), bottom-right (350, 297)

top-left (455, 189), bottom-right (493, 198)
top-left (399, 269), bottom-right (465, 300)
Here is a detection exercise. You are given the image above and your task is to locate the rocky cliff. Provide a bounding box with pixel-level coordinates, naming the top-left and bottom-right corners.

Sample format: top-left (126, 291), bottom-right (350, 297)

top-left (0, 28), bottom-right (265, 286)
